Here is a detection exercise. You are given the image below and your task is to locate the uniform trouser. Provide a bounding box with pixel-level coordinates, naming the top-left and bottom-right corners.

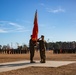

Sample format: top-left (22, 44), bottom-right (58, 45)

top-left (40, 49), bottom-right (46, 61)
top-left (53, 49), bottom-right (57, 54)
top-left (30, 47), bottom-right (35, 61)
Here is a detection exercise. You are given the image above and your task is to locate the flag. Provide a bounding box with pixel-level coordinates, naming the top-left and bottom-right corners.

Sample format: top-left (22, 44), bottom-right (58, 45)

top-left (32, 10), bottom-right (38, 41)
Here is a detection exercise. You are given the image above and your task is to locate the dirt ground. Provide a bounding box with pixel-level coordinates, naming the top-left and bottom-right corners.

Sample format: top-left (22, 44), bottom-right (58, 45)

top-left (0, 51), bottom-right (76, 63)
top-left (0, 51), bottom-right (76, 75)
top-left (0, 63), bottom-right (76, 75)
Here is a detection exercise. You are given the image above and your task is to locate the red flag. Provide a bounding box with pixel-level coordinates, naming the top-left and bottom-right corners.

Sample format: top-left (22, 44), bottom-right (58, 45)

top-left (32, 10), bottom-right (38, 41)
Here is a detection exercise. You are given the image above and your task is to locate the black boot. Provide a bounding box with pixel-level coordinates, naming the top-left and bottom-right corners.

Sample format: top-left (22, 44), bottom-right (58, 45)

top-left (30, 60), bottom-right (35, 63)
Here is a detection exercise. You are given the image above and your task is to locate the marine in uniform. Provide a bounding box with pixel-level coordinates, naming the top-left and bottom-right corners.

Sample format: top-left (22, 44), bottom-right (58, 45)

top-left (37, 35), bottom-right (46, 63)
top-left (29, 35), bottom-right (36, 63)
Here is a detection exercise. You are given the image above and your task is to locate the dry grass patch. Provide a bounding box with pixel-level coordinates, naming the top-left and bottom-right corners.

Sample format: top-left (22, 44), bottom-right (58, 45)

top-left (0, 51), bottom-right (76, 63)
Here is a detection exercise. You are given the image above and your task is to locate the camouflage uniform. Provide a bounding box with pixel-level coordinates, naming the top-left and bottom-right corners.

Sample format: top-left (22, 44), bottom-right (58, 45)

top-left (38, 37), bottom-right (46, 63)
top-left (29, 39), bottom-right (36, 62)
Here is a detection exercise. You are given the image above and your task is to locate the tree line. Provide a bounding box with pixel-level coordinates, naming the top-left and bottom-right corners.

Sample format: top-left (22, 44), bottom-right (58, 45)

top-left (0, 44), bottom-right (29, 54)
top-left (47, 41), bottom-right (76, 53)
top-left (0, 41), bottom-right (76, 54)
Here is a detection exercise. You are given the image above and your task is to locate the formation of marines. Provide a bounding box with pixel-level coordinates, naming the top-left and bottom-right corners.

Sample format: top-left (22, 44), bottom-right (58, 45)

top-left (53, 42), bottom-right (76, 54)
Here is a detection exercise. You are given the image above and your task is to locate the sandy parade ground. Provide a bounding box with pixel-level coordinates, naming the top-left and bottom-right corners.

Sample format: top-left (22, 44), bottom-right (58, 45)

top-left (0, 51), bottom-right (76, 75)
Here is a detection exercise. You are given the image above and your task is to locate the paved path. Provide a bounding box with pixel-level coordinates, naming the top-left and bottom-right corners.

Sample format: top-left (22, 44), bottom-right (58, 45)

top-left (0, 60), bottom-right (76, 72)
